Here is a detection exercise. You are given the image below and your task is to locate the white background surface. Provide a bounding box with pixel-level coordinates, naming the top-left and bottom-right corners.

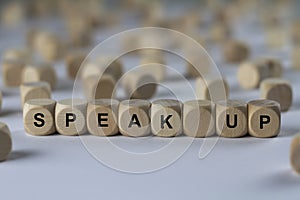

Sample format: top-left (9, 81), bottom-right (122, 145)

top-left (1, 9), bottom-right (300, 200)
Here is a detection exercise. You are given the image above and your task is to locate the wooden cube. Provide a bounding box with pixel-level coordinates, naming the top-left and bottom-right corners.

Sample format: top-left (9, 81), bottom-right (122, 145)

top-left (33, 31), bottom-right (63, 61)
top-left (55, 99), bottom-right (87, 136)
top-left (81, 58), bottom-right (123, 81)
top-left (216, 100), bottom-right (248, 138)
top-left (0, 91), bottom-right (2, 111)
top-left (87, 99), bottom-right (119, 136)
top-left (65, 50), bottom-right (86, 79)
top-left (151, 99), bottom-right (182, 137)
top-left (290, 134), bottom-right (300, 174)
top-left (97, 56), bottom-right (123, 80)
top-left (248, 99), bottom-right (281, 138)
top-left (122, 71), bottom-right (157, 99)
top-left (292, 47), bottom-right (300, 70)
top-left (22, 63), bottom-right (57, 89)
top-left (2, 59), bottom-right (25, 87)
top-left (238, 61), bottom-right (270, 89)
top-left (140, 52), bottom-right (166, 81)
top-left (260, 78), bottom-right (292, 112)
top-left (119, 99), bottom-right (151, 137)
top-left (183, 100), bottom-right (215, 137)
top-left (195, 75), bottom-right (229, 102)
top-left (3, 49), bottom-right (31, 63)
top-left (223, 40), bottom-right (250, 63)
top-left (0, 122), bottom-right (12, 161)
top-left (258, 58), bottom-right (283, 78)
top-left (20, 81), bottom-right (51, 107)
top-left (185, 52), bottom-right (211, 78)
top-left (83, 74), bottom-right (116, 100)
top-left (23, 98), bottom-right (56, 136)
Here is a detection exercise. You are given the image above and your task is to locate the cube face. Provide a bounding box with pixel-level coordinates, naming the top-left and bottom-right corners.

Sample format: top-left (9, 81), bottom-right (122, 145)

top-left (23, 99), bottom-right (56, 136)
top-left (0, 122), bottom-right (12, 161)
top-left (248, 100), bottom-right (281, 138)
top-left (87, 99), bottom-right (119, 136)
top-left (260, 78), bottom-right (292, 112)
top-left (22, 65), bottom-right (57, 89)
top-left (20, 81), bottom-right (51, 107)
top-left (223, 40), bottom-right (249, 63)
top-left (83, 75), bottom-right (116, 100)
top-left (290, 134), bottom-right (300, 174)
top-left (2, 59), bottom-right (24, 87)
top-left (151, 100), bottom-right (182, 137)
top-left (122, 71), bottom-right (157, 99)
top-left (216, 100), bottom-right (248, 138)
top-left (55, 99), bottom-right (87, 136)
top-left (183, 100), bottom-right (215, 138)
top-left (119, 100), bottom-right (151, 137)
top-left (196, 76), bottom-right (229, 102)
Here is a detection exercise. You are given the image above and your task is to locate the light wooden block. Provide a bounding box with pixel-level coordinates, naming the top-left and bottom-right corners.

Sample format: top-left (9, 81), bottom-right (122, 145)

top-left (119, 99), bottom-right (151, 137)
top-left (209, 22), bottom-right (231, 43)
top-left (260, 78), bottom-right (292, 112)
top-left (65, 50), bottom-right (86, 79)
top-left (292, 47), bottom-right (300, 70)
top-left (122, 70), bottom-right (157, 99)
top-left (23, 98), bottom-right (56, 136)
top-left (151, 99), bottom-right (182, 137)
top-left (81, 58), bottom-right (123, 81)
top-left (3, 49), bottom-right (31, 63)
top-left (185, 52), bottom-right (211, 78)
top-left (290, 133), bottom-right (300, 174)
top-left (183, 100), bottom-right (215, 137)
top-left (140, 51), bottom-right (166, 81)
top-left (0, 122), bottom-right (12, 161)
top-left (2, 59), bottom-right (25, 87)
top-left (55, 99), bottom-right (87, 136)
top-left (97, 56), bottom-right (123, 80)
top-left (195, 75), bottom-right (229, 102)
top-left (238, 61), bottom-right (270, 89)
top-left (22, 63), bottom-right (57, 89)
top-left (291, 21), bottom-right (300, 45)
top-left (265, 27), bottom-right (286, 49)
top-left (33, 31), bottom-right (63, 61)
top-left (83, 74), bottom-right (116, 100)
top-left (0, 91), bottom-right (2, 111)
top-left (87, 99), bottom-right (119, 136)
top-left (248, 99), bottom-right (281, 138)
top-left (216, 100), bottom-right (248, 138)
top-left (258, 58), bottom-right (283, 78)
top-left (20, 81), bottom-right (51, 107)
top-left (223, 40), bottom-right (250, 63)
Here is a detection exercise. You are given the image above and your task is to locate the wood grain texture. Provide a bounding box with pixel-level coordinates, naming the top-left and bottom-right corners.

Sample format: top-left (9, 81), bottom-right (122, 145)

top-left (119, 99), bottom-right (151, 137)
top-left (0, 122), bottom-right (12, 161)
top-left (216, 100), bottom-right (248, 138)
top-left (20, 81), bottom-right (51, 107)
top-left (55, 99), bottom-right (87, 136)
top-left (183, 100), bottom-right (215, 137)
top-left (248, 99), bottom-right (281, 138)
top-left (260, 78), bottom-right (292, 112)
top-left (151, 99), bottom-right (182, 137)
top-left (87, 99), bottom-right (119, 136)
top-left (23, 98), bottom-right (56, 136)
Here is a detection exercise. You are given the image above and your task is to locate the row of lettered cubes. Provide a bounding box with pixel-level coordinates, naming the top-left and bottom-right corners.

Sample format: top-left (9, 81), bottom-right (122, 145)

top-left (23, 98), bottom-right (281, 138)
